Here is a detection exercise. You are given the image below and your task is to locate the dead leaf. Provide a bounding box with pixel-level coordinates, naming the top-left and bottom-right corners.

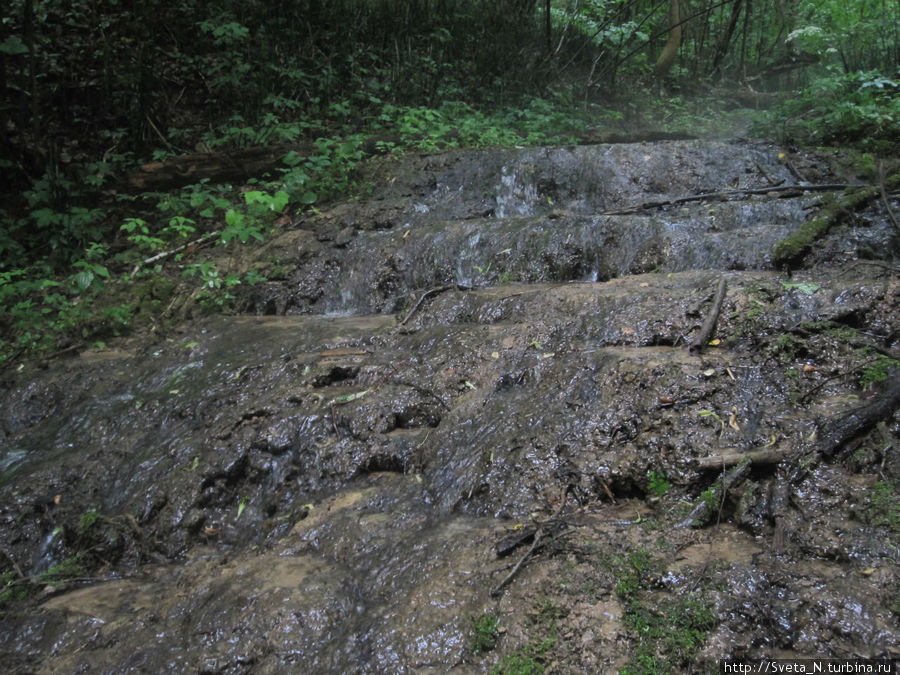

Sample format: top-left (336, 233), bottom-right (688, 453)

top-left (729, 406), bottom-right (741, 431)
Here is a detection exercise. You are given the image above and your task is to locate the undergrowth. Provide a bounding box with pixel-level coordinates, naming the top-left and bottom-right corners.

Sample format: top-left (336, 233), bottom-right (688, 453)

top-left (2, 63), bottom-right (897, 366)
top-left (0, 93), bottom-right (705, 365)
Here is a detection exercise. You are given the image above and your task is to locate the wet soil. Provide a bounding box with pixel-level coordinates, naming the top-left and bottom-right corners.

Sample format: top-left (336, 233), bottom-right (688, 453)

top-left (1, 139), bottom-right (899, 673)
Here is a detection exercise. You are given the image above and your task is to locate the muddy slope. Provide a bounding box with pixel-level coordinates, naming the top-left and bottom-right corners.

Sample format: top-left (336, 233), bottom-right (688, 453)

top-left (1, 140), bottom-right (898, 673)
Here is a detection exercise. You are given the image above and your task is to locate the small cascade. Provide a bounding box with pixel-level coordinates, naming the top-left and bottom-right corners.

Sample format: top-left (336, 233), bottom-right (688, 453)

top-left (494, 165), bottom-right (538, 218)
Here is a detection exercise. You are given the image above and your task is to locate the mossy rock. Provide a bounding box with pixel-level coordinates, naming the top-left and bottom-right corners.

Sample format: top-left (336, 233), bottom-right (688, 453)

top-left (771, 184), bottom-right (881, 267)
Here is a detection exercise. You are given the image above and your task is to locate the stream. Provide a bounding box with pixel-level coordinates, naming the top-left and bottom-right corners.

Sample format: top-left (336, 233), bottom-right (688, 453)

top-left (1, 139), bottom-right (898, 672)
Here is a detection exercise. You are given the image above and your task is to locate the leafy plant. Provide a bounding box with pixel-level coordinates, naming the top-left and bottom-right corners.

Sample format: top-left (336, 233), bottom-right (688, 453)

top-left (647, 470), bottom-right (671, 498)
top-left (864, 481), bottom-right (900, 533)
top-left (859, 354), bottom-right (900, 390)
top-left (621, 596), bottom-right (716, 675)
top-left (184, 262), bottom-right (241, 308)
top-left (472, 612), bottom-right (501, 654)
top-left (766, 70), bottom-right (900, 149)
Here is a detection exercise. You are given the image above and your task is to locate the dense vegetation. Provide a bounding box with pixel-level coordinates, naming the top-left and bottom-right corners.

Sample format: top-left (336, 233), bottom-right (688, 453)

top-left (1, 0), bottom-right (898, 362)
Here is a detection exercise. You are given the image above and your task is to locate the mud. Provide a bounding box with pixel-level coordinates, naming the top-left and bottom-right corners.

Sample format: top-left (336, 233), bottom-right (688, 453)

top-left (1, 139), bottom-right (898, 673)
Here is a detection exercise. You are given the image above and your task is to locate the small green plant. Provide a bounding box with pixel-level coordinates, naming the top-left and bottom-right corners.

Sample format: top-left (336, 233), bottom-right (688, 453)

top-left (184, 262), bottom-right (242, 308)
top-left (471, 612), bottom-right (500, 654)
top-left (37, 554), bottom-right (86, 585)
top-left (492, 647), bottom-right (547, 675)
top-left (647, 470), bottom-right (671, 497)
top-left (121, 218), bottom-right (166, 252)
top-left (621, 596), bottom-right (716, 675)
top-left (0, 571), bottom-right (30, 607)
top-left (77, 508), bottom-right (103, 537)
top-left (614, 549), bottom-right (655, 599)
top-left (768, 333), bottom-right (807, 361)
top-left (860, 355), bottom-right (900, 390)
top-left (864, 481), bottom-right (900, 533)
top-left (221, 209), bottom-right (264, 244)
top-left (700, 488), bottom-right (720, 515)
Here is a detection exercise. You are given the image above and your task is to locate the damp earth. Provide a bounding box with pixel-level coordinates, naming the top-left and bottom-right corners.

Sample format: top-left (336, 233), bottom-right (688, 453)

top-left (1, 139), bottom-right (899, 673)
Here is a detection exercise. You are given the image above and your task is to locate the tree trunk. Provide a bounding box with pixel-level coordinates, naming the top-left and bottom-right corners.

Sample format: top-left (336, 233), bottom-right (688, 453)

top-left (711, 0), bottom-right (744, 77)
top-left (653, 0), bottom-right (682, 79)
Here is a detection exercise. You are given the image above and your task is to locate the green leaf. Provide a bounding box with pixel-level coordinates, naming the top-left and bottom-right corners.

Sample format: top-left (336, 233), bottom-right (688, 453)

top-left (330, 389), bottom-right (370, 405)
top-left (75, 270), bottom-right (94, 290)
top-left (0, 36), bottom-right (28, 55)
top-left (780, 281), bottom-right (820, 295)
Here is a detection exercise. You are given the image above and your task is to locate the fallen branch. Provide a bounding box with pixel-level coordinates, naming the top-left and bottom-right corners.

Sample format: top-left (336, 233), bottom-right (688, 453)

top-left (130, 230), bottom-right (220, 276)
top-left (490, 495), bottom-right (568, 597)
top-left (694, 445), bottom-right (789, 469)
top-left (675, 458), bottom-right (752, 529)
top-left (398, 285), bottom-right (454, 326)
top-left (490, 528), bottom-right (546, 597)
top-left (815, 374), bottom-right (900, 460)
top-left (690, 277), bottom-right (727, 354)
top-left (601, 183), bottom-right (858, 215)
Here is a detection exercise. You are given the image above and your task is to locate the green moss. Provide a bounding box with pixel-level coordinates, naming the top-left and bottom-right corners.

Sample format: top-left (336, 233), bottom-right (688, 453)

top-left (77, 508), bottom-right (103, 537)
top-left (860, 354), bottom-right (900, 390)
top-left (864, 481), bottom-right (900, 533)
top-left (771, 215), bottom-right (832, 265)
top-left (768, 333), bottom-right (807, 362)
top-left (38, 554), bottom-right (86, 585)
top-left (0, 571), bottom-right (30, 608)
top-left (771, 185), bottom-right (880, 266)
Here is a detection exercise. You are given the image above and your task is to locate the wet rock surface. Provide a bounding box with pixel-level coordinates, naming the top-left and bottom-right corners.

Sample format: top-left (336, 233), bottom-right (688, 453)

top-left (1, 139), bottom-right (899, 672)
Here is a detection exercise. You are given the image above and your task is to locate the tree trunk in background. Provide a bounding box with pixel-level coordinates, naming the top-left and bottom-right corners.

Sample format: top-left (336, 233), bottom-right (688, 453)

top-left (711, 0), bottom-right (744, 78)
top-left (653, 0), bottom-right (682, 79)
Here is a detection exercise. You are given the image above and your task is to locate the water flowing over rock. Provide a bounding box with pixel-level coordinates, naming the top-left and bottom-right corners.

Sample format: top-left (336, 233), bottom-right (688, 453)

top-left (2, 139), bottom-right (898, 672)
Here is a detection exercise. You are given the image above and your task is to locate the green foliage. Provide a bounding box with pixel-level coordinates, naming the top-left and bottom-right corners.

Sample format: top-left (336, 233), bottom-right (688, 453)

top-left (613, 549), bottom-right (656, 599)
top-left (621, 597), bottom-right (716, 675)
top-left (77, 509), bottom-right (103, 537)
top-left (183, 261), bottom-right (240, 309)
top-left (601, 546), bottom-right (715, 673)
top-left (647, 470), bottom-right (671, 498)
top-left (767, 70), bottom-right (900, 149)
top-left (37, 553), bottom-right (86, 585)
top-left (471, 612), bottom-right (501, 654)
top-left (700, 488), bottom-right (720, 515)
top-left (0, 570), bottom-right (30, 607)
top-left (859, 355), bottom-right (900, 390)
top-left (863, 481), bottom-right (900, 533)
top-left (281, 136), bottom-right (366, 205)
top-left (491, 599), bottom-right (563, 675)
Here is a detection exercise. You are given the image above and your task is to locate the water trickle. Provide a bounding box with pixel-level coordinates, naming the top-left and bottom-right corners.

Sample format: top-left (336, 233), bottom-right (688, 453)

top-left (31, 527), bottom-right (63, 575)
top-left (495, 165), bottom-right (537, 218)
